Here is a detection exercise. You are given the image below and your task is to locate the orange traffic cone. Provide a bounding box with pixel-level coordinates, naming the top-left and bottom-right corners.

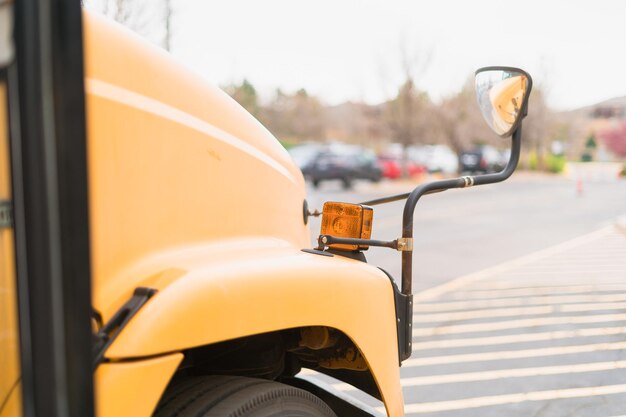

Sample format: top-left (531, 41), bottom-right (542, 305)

top-left (576, 177), bottom-right (584, 196)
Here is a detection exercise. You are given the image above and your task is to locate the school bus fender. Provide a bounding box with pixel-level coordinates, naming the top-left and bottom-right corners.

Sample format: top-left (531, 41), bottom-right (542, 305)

top-left (100, 241), bottom-right (404, 417)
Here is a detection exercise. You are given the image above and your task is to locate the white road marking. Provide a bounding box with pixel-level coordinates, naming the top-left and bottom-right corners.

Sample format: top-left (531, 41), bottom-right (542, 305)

top-left (562, 302), bottom-right (626, 312)
top-left (399, 383), bottom-right (626, 414)
top-left (335, 360), bottom-right (626, 390)
top-left (520, 263), bottom-right (626, 270)
top-left (393, 227), bottom-right (626, 415)
top-left (413, 313), bottom-right (626, 337)
top-left (528, 264), bottom-right (626, 270)
top-left (413, 293), bottom-right (626, 313)
top-left (414, 305), bottom-right (554, 322)
top-left (401, 360), bottom-right (626, 386)
top-left (462, 281), bottom-right (626, 292)
top-left (403, 341), bottom-right (626, 367)
top-left (502, 269), bottom-right (626, 276)
top-left (449, 284), bottom-right (626, 300)
top-left (413, 301), bottom-right (626, 322)
top-left (411, 326), bottom-right (626, 350)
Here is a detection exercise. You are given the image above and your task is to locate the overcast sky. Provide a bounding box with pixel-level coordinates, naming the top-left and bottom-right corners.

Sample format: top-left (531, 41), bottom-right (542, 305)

top-left (104, 0), bottom-right (626, 111)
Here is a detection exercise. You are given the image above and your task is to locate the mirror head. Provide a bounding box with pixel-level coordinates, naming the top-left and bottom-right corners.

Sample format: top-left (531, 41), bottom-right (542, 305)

top-left (475, 67), bottom-right (532, 137)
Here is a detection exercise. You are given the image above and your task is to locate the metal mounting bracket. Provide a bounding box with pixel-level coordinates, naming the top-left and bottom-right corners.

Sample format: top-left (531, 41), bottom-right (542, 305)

top-left (396, 237), bottom-right (413, 251)
top-left (0, 200), bottom-right (12, 229)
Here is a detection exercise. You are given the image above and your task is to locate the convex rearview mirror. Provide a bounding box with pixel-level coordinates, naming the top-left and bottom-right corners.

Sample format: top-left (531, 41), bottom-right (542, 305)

top-left (475, 67), bottom-right (532, 137)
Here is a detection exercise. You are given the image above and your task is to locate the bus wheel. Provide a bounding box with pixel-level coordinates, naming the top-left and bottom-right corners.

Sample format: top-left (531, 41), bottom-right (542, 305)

top-left (153, 375), bottom-right (337, 417)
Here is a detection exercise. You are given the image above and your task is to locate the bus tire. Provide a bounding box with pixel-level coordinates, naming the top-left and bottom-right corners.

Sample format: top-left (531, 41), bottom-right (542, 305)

top-left (154, 375), bottom-right (337, 417)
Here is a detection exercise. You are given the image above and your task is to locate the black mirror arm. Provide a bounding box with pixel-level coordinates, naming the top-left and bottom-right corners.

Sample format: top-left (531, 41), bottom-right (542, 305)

top-left (400, 124), bottom-right (522, 296)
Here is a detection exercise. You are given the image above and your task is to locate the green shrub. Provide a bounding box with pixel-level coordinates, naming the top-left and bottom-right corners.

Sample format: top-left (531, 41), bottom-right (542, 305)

top-left (527, 151), bottom-right (538, 171)
top-left (546, 154), bottom-right (566, 173)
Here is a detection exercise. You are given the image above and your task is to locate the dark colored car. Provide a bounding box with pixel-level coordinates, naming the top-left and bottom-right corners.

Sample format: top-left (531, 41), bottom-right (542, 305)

top-left (287, 143), bottom-right (325, 170)
top-left (301, 144), bottom-right (382, 189)
top-left (459, 145), bottom-right (504, 174)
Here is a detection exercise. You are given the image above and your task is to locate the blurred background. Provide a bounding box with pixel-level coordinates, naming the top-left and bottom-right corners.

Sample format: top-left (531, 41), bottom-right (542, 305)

top-left (81, 2), bottom-right (626, 415)
top-left (82, 0), bottom-right (626, 283)
top-left (84, 0), bottom-right (626, 180)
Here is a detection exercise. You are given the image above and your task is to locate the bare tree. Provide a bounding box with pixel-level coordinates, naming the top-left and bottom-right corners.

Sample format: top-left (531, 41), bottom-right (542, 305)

top-left (435, 77), bottom-right (493, 154)
top-left (522, 87), bottom-right (555, 169)
top-left (223, 79), bottom-right (260, 117)
top-left (258, 88), bottom-right (326, 143)
top-left (322, 102), bottom-right (388, 148)
top-left (382, 38), bottom-right (432, 176)
top-left (88, 0), bottom-right (174, 51)
top-left (163, 0), bottom-right (173, 52)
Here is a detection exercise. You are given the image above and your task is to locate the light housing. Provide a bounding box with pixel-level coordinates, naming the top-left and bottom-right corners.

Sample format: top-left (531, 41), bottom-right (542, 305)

top-left (320, 202), bottom-right (373, 251)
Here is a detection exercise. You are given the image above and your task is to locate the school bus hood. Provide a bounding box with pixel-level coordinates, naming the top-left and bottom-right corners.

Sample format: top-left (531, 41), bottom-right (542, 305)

top-left (83, 12), bottom-right (309, 312)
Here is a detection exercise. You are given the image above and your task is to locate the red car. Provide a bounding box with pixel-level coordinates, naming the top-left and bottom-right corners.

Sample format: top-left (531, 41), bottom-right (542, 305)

top-left (378, 155), bottom-right (426, 179)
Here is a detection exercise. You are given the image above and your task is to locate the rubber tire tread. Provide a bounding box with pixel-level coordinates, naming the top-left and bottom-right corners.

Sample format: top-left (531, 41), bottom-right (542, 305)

top-left (154, 376), bottom-right (262, 417)
top-left (153, 375), bottom-right (337, 417)
top-left (154, 377), bottom-right (220, 414)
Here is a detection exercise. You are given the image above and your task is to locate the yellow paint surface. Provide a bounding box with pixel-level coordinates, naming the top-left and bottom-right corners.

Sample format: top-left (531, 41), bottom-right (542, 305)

top-left (0, 383), bottom-right (22, 417)
top-left (0, 80), bottom-right (22, 416)
top-left (105, 241), bottom-right (404, 417)
top-left (83, 13), bottom-right (308, 316)
top-left (95, 354), bottom-right (183, 417)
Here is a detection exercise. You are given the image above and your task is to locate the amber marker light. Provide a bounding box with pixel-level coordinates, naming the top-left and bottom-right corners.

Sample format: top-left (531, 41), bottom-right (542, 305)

top-left (320, 202), bottom-right (373, 251)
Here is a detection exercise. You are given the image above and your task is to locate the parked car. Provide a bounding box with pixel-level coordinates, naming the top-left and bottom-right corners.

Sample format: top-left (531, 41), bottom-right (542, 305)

top-left (287, 143), bottom-right (324, 170)
top-left (303, 144), bottom-right (382, 188)
top-left (378, 155), bottom-right (427, 179)
top-left (459, 145), bottom-right (504, 174)
top-left (500, 148), bottom-right (512, 168)
top-left (409, 145), bottom-right (459, 174)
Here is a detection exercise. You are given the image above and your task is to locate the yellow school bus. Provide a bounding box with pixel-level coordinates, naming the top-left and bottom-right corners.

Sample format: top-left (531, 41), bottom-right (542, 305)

top-left (0, 3), bottom-right (531, 417)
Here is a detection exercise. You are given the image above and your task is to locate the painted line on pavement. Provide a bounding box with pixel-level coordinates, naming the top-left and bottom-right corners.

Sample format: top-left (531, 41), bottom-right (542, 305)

top-left (413, 313), bottom-right (626, 337)
top-left (519, 263), bottom-right (626, 270)
top-left (562, 302), bottom-right (626, 313)
top-left (461, 280), bottom-right (626, 291)
top-left (413, 301), bottom-right (626, 322)
top-left (401, 359), bottom-right (626, 387)
top-left (500, 268), bottom-right (626, 279)
top-left (413, 293), bottom-right (626, 313)
top-left (414, 305), bottom-right (553, 322)
top-left (398, 383), bottom-right (626, 414)
top-left (336, 360), bottom-right (626, 390)
top-left (411, 326), bottom-right (626, 350)
top-left (403, 341), bottom-right (626, 367)
top-left (448, 284), bottom-right (626, 300)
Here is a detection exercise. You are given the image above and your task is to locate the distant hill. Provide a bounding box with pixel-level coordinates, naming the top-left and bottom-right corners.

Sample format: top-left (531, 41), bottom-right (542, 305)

top-left (555, 96), bottom-right (626, 158)
top-left (560, 96), bottom-right (626, 120)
